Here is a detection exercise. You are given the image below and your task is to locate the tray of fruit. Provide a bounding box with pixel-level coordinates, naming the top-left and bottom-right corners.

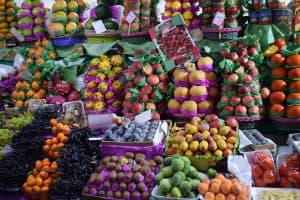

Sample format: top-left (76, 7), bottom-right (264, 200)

top-left (240, 129), bottom-right (276, 152)
top-left (251, 187), bottom-right (300, 200)
top-left (166, 115), bottom-right (240, 171)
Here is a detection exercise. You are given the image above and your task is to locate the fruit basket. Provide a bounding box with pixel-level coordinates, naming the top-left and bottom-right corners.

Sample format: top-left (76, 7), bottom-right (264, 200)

top-left (270, 117), bottom-right (300, 132)
top-left (84, 31), bottom-right (121, 44)
top-left (225, 116), bottom-right (263, 130)
top-left (24, 191), bottom-right (48, 200)
top-left (201, 27), bottom-right (242, 40)
top-left (50, 35), bottom-right (86, 47)
top-left (165, 120), bottom-right (240, 171)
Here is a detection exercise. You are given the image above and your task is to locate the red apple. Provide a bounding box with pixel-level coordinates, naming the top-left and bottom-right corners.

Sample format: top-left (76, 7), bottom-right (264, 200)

top-left (230, 95), bottom-right (241, 106)
top-left (147, 74), bottom-right (160, 85)
top-left (139, 94), bottom-right (149, 102)
top-left (226, 6), bottom-right (239, 15)
top-left (242, 74), bottom-right (253, 84)
top-left (235, 66), bottom-right (245, 74)
top-left (131, 102), bottom-right (143, 114)
top-left (226, 117), bottom-right (238, 128)
top-left (248, 47), bottom-right (258, 56)
top-left (227, 52), bottom-right (239, 62)
top-left (206, 114), bottom-right (219, 122)
top-left (158, 82), bottom-right (168, 92)
top-left (238, 56), bottom-right (248, 65)
top-left (146, 102), bottom-right (156, 110)
top-left (220, 49), bottom-right (229, 58)
top-left (238, 47), bottom-right (248, 57)
top-left (125, 81), bottom-right (135, 88)
top-left (213, 6), bottom-right (225, 13)
top-left (159, 73), bottom-right (168, 82)
top-left (260, 87), bottom-right (270, 99)
top-left (152, 63), bottom-right (162, 71)
top-left (151, 112), bottom-right (160, 120)
top-left (140, 84), bottom-right (152, 95)
top-left (228, 73), bottom-right (239, 83)
top-left (244, 61), bottom-right (256, 69)
top-left (132, 61), bottom-right (142, 71)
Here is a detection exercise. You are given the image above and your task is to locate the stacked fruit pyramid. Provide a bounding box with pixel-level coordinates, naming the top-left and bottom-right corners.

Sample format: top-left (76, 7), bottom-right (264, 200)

top-left (16, 0), bottom-right (45, 41)
top-left (47, 0), bottom-right (89, 37)
top-left (0, 0), bottom-right (17, 40)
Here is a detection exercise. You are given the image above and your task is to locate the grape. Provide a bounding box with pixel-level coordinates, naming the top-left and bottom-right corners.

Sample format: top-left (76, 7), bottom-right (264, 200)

top-left (5, 113), bottom-right (33, 130)
top-left (0, 129), bottom-right (14, 147)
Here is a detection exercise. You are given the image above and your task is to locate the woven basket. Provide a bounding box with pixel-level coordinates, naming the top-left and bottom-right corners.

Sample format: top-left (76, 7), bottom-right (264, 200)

top-left (84, 31), bottom-right (121, 43)
top-left (50, 35), bottom-right (86, 47)
top-left (225, 116), bottom-right (262, 130)
top-left (202, 27), bottom-right (242, 40)
top-left (270, 117), bottom-right (300, 132)
top-left (121, 31), bottom-right (151, 43)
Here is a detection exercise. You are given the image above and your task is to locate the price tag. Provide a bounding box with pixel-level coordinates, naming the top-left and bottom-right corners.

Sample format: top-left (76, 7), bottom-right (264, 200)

top-left (92, 20), bottom-right (107, 34)
top-left (45, 11), bottom-right (52, 26)
top-left (10, 27), bottom-right (24, 42)
top-left (13, 53), bottom-right (24, 68)
top-left (212, 12), bottom-right (225, 26)
top-left (126, 11), bottom-right (136, 24)
top-left (135, 110), bottom-right (152, 124)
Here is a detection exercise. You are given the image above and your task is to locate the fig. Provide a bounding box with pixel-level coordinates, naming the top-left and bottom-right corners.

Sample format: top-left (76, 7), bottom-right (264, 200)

top-left (140, 160), bottom-right (150, 166)
top-left (95, 165), bottom-right (104, 173)
top-left (123, 172), bottom-right (133, 182)
top-left (117, 172), bottom-right (125, 181)
top-left (82, 186), bottom-right (89, 194)
top-left (141, 166), bottom-right (150, 175)
top-left (133, 172), bottom-right (143, 183)
top-left (137, 182), bottom-right (147, 192)
top-left (149, 160), bottom-right (157, 167)
top-left (142, 191), bottom-right (151, 200)
top-left (107, 190), bottom-right (113, 198)
top-left (128, 183), bottom-right (136, 192)
top-left (132, 191), bottom-right (141, 200)
top-left (95, 174), bottom-right (104, 185)
top-left (90, 188), bottom-right (97, 196)
top-left (135, 153), bottom-right (146, 160)
top-left (115, 164), bottom-right (122, 172)
top-left (133, 164), bottom-right (142, 172)
top-left (103, 180), bottom-right (111, 190)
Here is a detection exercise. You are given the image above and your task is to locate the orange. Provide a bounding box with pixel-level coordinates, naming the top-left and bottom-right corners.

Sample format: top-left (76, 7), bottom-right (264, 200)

top-left (12, 90), bottom-right (18, 99)
top-left (43, 179), bottom-right (51, 187)
top-left (62, 125), bottom-right (70, 134)
top-left (43, 145), bottom-right (50, 153)
top-left (37, 89), bottom-right (46, 96)
top-left (17, 91), bottom-right (25, 99)
top-left (26, 57), bottom-right (34, 64)
top-left (36, 57), bottom-right (45, 65)
top-left (51, 144), bottom-right (58, 151)
top-left (32, 186), bottom-right (40, 193)
top-left (50, 119), bottom-right (58, 126)
top-left (39, 171), bottom-right (48, 179)
top-left (24, 186), bottom-right (32, 193)
top-left (40, 186), bottom-right (49, 192)
top-left (45, 139), bottom-right (52, 146)
top-left (31, 81), bottom-right (40, 91)
top-left (42, 39), bottom-right (49, 47)
top-left (35, 160), bottom-right (43, 170)
top-left (16, 100), bottom-right (24, 107)
top-left (57, 133), bottom-right (64, 141)
top-left (56, 123), bottom-right (64, 130)
top-left (32, 169), bottom-right (39, 176)
top-left (33, 93), bottom-right (42, 99)
top-left (50, 162), bottom-right (58, 171)
top-left (51, 138), bottom-right (58, 144)
top-left (61, 136), bottom-right (68, 143)
top-left (49, 51), bottom-right (56, 60)
top-left (57, 143), bottom-right (64, 149)
top-left (26, 89), bottom-right (35, 98)
top-left (34, 71), bottom-right (42, 80)
top-left (22, 81), bottom-right (30, 89)
top-left (27, 175), bottom-right (35, 187)
top-left (51, 126), bottom-right (58, 135)
top-left (53, 151), bottom-right (60, 159)
top-left (16, 81), bottom-right (23, 90)
top-left (20, 64), bottom-right (27, 71)
top-left (24, 100), bottom-right (30, 107)
top-left (42, 165), bottom-right (50, 172)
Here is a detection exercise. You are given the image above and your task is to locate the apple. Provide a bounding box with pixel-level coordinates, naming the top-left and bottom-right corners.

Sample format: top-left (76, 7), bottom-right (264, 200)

top-left (242, 74), bottom-right (253, 84)
top-left (125, 81), bottom-right (135, 88)
top-left (125, 92), bottom-right (133, 99)
top-left (238, 47), bottom-right (248, 57)
top-left (203, 6), bottom-right (212, 14)
top-left (146, 102), bottom-right (156, 110)
top-left (206, 114), bottom-right (219, 122)
top-left (190, 116), bottom-right (201, 125)
top-left (238, 56), bottom-right (248, 65)
top-left (228, 73), bottom-right (239, 83)
top-left (235, 66), bottom-right (245, 74)
top-left (227, 52), bottom-right (239, 62)
top-left (213, 6), bottom-right (225, 13)
top-left (226, 117), bottom-right (238, 128)
top-left (139, 94), bottom-right (149, 102)
top-left (140, 84), bottom-right (152, 95)
top-left (224, 149), bottom-right (233, 157)
top-left (243, 61), bottom-right (256, 69)
top-left (220, 49), bottom-right (229, 58)
top-left (248, 47), bottom-right (258, 56)
top-left (159, 73), bottom-right (168, 82)
top-left (132, 61), bottom-right (142, 71)
top-left (229, 41), bottom-right (237, 47)
top-left (238, 86), bottom-right (250, 95)
top-left (147, 75), bottom-right (160, 85)
top-left (210, 120), bottom-right (223, 129)
top-left (224, 105), bottom-right (234, 114)
top-left (123, 101), bottom-right (132, 110)
top-left (260, 87), bottom-right (270, 99)
top-left (226, 6), bottom-right (239, 15)
top-left (249, 69), bottom-right (259, 78)
top-left (158, 82), bottom-right (168, 93)
top-left (235, 105), bottom-right (247, 115)
top-left (152, 63), bottom-right (162, 71)
top-left (228, 129), bottom-right (237, 137)
top-left (151, 112), bottom-right (160, 120)
top-left (131, 102), bottom-right (143, 113)
top-left (230, 95), bottom-right (241, 106)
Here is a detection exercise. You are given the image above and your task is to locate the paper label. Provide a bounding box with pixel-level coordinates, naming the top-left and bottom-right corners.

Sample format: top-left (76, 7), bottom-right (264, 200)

top-left (45, 11), bottom-right (52, 26)
top-left (28, 99), bottom-right (46, 113)
top-left (126, 11), bottom-right (136, 24)
top-left (10, 27), bottom-right (25, 41)
top-left (212, 12), bottom-right (225, 26)
top-left (13, 54), bottom-right (24, 68)
top-left (92, 20), bottom-right (107, 34)
top-left (135, 110), bottom-right (152, 124)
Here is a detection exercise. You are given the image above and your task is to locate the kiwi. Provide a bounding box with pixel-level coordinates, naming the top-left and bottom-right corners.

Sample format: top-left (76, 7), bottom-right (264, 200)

top-left (140, 165), bottom-right (150, 175)
top-left (137, 182), bottom-right (147, 192)
top-left (117, 172), bottom-right (125, 181)
top-left (132, 191), bottom-right (141, 199)
top-left (110, 155), bottom-right (118, 162)
top-left (106, 162), bottom-right (117, 170)
top-left (107, 190), bottom-right (113, 198)
top-left (135, 153), bottom-right (145, 160)
top-left (103, 180), bottom-right (111, 190)
top-left (149, 160), bottom-right (157, 167)
top-left (141, 191), bottom-right (151, 200)
top-left (132, 164), bottom-right (141, 172)
top-left (95, 174), bottom-right (104, 185)
top-left (115, 164), bottom-right (122, 172)
top-left (128, 183), bottom-right (136, 192)
top-left (82, 186), bottom-right (89, 194)
top-left (114, 191), bottom-right (122, 199)
top-left (133, 172), bottom-right (143, 183)
top-left (154, 156), bottom-right (163, 165)
top-left (109, 170), bottom-right (117, 181)
top-left (102, 156), bottom-right (111, 164)
top-left (98, 190), bottom-right (105, 197)
top-left (125, 152), bottom-right (134, 158)
top-left (119, 182), bottom-right (127, 191)
top-left (122, 191), bottom-right (131, 200)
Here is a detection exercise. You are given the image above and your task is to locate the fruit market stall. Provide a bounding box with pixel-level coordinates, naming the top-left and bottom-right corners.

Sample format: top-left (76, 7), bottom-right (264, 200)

top-left (0, 0), bottom-right (299, 200)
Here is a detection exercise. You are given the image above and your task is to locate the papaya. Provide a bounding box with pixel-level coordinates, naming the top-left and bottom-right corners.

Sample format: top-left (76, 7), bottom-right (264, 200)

top-left (68, 12), bottom-right (79, 23)
top-left (51, 11), bottom-right (68, 25)
top-left (66, 22), bottom-right (77, 34)
top-left (48, 23), bottom-right (65, 37)
top-left (68, 0), bottom-right (78, 12)
top-left (52, 0), bottom-right (67, 12)
top-left (0, 22), bottom-right (8, 29)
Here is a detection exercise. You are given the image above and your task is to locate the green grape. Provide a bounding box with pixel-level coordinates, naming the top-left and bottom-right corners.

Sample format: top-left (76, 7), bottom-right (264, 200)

top-left (0, 129), bottom-right (14, 148)
top-left (5, 112), bottom-right (33, 130)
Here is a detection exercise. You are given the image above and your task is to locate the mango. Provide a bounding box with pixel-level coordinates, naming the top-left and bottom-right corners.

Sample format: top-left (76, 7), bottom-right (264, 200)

top-left (189, 141), bottom-right (199, 152)
top-left (199, 141), bottom-right (208, 152)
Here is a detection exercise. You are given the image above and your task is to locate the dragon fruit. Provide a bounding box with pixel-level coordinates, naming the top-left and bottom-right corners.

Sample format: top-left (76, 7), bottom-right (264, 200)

top-left (54, 81), bottom-right (72, 96)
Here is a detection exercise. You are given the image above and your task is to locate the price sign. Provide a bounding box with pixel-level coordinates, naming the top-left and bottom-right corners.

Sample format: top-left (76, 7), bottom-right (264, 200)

top-left (92, 20), bottom-right (107, 34)
top-left (212, 12), bottom-right (225, 26)
top-left (126, 11), bottom-right (136, 24)
top-left (135, 110), bottom-right (152, 124)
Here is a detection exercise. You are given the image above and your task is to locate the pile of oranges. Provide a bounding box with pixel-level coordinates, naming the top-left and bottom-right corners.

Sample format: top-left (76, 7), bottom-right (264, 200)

top-left (198, 174), bottom-right (249, 200)
top-left (42, 119), bottom-right (70, 159)
top-left (22, 158), bottom-right (58, 195)
top-left (12, 71), bottom-right (46, 108)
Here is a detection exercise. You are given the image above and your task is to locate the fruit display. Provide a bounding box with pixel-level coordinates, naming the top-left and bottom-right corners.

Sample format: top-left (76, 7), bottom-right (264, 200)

top-left (217, 41), bottom-right (265, 118)
top-left (154, 155), bottom-right (207, 198)
top-left (0, 0), bottom-right (17, 40)
top-left (43, 119), bottom-right (70, 159)
top-left (198, 174), bottom-right (249, 200)
top-left (246, 150), bottom-right (278, 187)
top-left (199, 0), bottom-right (241, 28)
top-left (83, 153), bottom-right (163, 199)
top-left (0, 129), bottom-right (14, 148)
top-left (163, 0), bottom-right (200, 29)
top-left (45, 73), bottom-right (80, 105)
top-left (264, 39), bottom-right (300, 118)
top-left (121, 0), bottom-right (158, 32)
top-left (47, 0), bottom-right (89, 37)
top-left (4, 112), bottom-right (33, 130)
top-left (50, 127), bottom-right (98, 199)
top-left (84, 54), bottom-right (124, 113)
top-left (16, 0), bottom-right (45, 41)
top-left (0, 73), bottom-right (18, 110)
top-left (167, 115), bottom-right (238, 158)
top-left (278, 153), bottom-right (300, 188)
top-left (168, 57), bottom-right (218, 117)
top-left (22, 158), bottom-right (58, 195)
top-left (104, 121), bottom-right (160, 142)
top-left (122, 52), bottom-right (174, 119)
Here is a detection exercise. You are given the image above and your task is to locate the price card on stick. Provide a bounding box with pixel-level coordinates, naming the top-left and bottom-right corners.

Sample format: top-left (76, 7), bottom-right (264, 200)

top-left (10, 27), bottom-right (24, 42)
top-left (126, 11), bottom-right (136, 34)
top-left (135, 110), bottom-right (152, 124)
top-left (92, 20), bottom-right (107, 34)
top-left (212, 12), bottom-right (225, 26)
top-left (13, 53), bottom-right (24, 69)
